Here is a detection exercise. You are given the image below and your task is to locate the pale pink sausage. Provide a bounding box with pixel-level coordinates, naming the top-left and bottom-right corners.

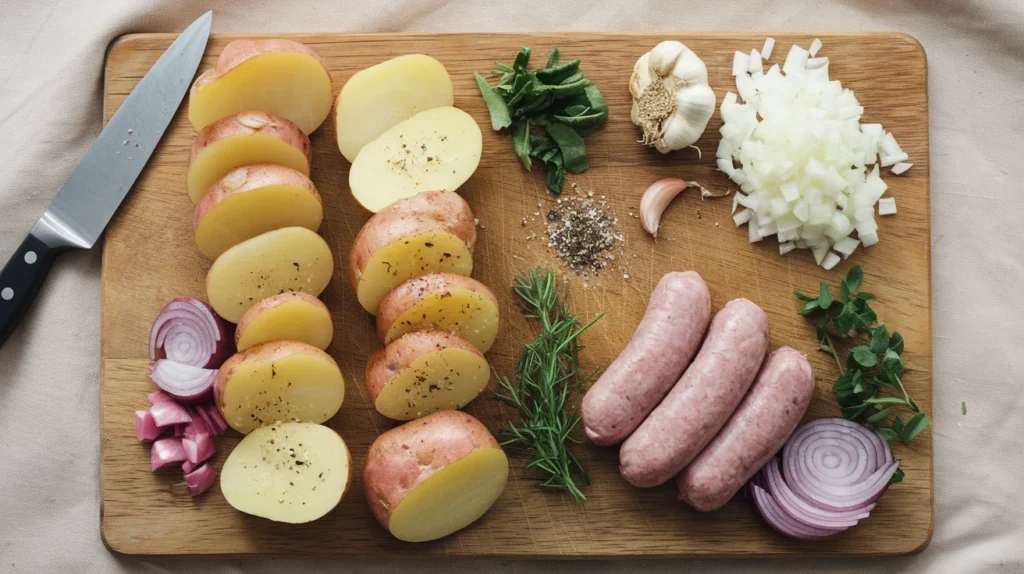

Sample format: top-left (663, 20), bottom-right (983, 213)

top-left (582, 272), bottom-right (711, 446)
top-left (619, 298), bottom-right (769, 488)
top-left (678, 346), bottom-right (815, 511)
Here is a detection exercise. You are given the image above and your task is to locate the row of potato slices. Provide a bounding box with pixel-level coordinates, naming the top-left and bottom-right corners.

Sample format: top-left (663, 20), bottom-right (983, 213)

top-left (185, 41), bottom-right (506, 541)
top-left (186, 39), bottom-right (347, 526)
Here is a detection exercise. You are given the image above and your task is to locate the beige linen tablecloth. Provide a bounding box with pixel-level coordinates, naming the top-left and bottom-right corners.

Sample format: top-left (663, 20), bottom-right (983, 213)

top-left (2, 0), bottom-right (1022, 571)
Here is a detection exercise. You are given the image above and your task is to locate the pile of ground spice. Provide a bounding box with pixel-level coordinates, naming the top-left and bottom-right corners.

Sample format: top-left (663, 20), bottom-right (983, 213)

top-left (545, 194), bottom-right (623, 275)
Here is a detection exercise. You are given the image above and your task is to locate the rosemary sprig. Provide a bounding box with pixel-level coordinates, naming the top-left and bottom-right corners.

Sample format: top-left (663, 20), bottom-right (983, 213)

top-left (494, 268), bottom-right (602, 505)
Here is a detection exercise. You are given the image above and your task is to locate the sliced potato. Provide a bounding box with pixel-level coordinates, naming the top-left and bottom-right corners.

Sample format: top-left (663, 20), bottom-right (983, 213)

top-left (207, 226), bottom-right (333, 323)
top-left (335, 54), bottom-right (454, 162)
top-left (187, 111), bottom-right (311, 204)
top-left (366, 330), bottom-right (489, 421)
top-left (189, 39), bottom-right (333, 134)
top-left (221, 422), bottom-right (352, 523)
top-left (215, 341), bottom-right (345, 434)
top-left (349, 106), bottom-right (482, 213)
top-left (363, 411), bottom-right (508, 542)
top-left (235, 292), bottom-right (333, 352)
top-left (350, 190), bottom-right (476, 315)
top-left (376, 273), bottom-right (499, 353)
top-left (194, 164), bottom-right (323, 260)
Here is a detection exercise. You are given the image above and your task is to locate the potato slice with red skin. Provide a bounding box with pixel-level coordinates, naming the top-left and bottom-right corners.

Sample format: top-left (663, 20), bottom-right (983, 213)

top-left (235, 292), bottom-right (333, 352)
top-left (363, 410), bottom-right (508, 542)
top-left (215, 341), bottom-right (345, 434)
top-left (376, 273), bottom-right (499, 353)
top-left (366, 330), bottom-right (489, 420)
top-left (189, 39), bottom-right (333, 134)
top-left (187, 111), bottom-right (311, 204)
top-left (194, 164), bottom-right (323, 260)
top-left (221, 422), bottom-right (352, 523)
top-left (350, 191), bottom-right (476, 315)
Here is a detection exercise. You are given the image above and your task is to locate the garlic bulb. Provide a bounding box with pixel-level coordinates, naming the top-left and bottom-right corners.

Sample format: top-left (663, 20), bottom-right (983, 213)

top-left (630, 41), bottom-right (716, 154)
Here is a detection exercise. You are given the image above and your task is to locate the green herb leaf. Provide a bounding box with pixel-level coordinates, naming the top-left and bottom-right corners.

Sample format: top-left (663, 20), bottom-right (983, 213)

top-left (535, 59), bottom-right (580, 85)
top-left (473, 72), bottom-right (513, 131)
top-left (801, 300), bottom-right (820, 315)
top-left (842, 404), bottom-right (871, 420)
top-left (962, 401), bottom-right (967, 415)
top-left (511, 120), bottom-right (532, 171)
top-left (833, 371), bottom-right (856, 390)
top-left (841, 280), bottom-right (852, 303)
top-left (794, 290), bottom-right (816, 302)
top-left (865, 396), bottom-right (909, 406)
top-left (901, 412), bottom-right (930, 444)
top-left (856, 292), bottom-right (876, 301)
top-left (889, 466), bottom-right (905, 484)
top-left (512, 47), bottom-right (532, 74)
top-left (876, 427), bottom-right (899, 441)
top-left (544, 122), bottom-right (589, 173)
top-left (545, 152), bottom-right (565, 195)
top-left (545, 46), bottom-right (560, 68)
top-left (846, 265), bottom-right (864, 291)
top-left (870, 324), bottom-right (891, 354)
top-left (882, 349), bottom-right (904, 377)
top-left (891, 414), bottom-right (906, 435)
top-left (851, 345), bottom-right (878, 368)
top-left (866, 407), bottom-right (894, 424)
top-left (835, 306), bottom-right (857, 336)
top-left (818, 282), bottom-right (833, 309)
top-left (889, 331), bottom-right (905, 354)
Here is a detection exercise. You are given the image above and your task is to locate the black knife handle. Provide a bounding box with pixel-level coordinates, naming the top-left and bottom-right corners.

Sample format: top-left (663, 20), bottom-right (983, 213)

top-left (0, 233), bottom-right (60, 348)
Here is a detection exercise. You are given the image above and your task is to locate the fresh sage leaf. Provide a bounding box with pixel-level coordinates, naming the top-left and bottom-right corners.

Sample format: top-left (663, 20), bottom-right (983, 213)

top-left (474, 72), bottom-right (513, 131)
top-left (512, 120), bottom-right (532, 172)
top-left (535, 59), bottom-right (580, 85)
top-left (545, 46), bottom-right (560, 68)
top-left (544, 122), bottom-right (589, 173)
top-left (513, 47), bottom-right (531, 73)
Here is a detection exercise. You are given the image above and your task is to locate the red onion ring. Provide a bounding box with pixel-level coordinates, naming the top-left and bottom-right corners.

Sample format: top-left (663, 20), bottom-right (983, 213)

top-left (750, 484), bottom-right (844, 540)
top-left (763, 458), bottom-right (871, 529)
top-left (149, 359), bottom-right (217, 404)
top-left (149, 297), bottom-right (231, 369)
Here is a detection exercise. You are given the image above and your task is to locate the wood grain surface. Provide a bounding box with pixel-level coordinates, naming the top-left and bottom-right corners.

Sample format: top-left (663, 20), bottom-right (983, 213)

top-left (100, 32), bottom-right (932, 557)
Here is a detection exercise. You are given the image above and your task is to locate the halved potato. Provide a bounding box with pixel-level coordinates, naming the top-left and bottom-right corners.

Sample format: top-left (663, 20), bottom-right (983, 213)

top-left (366, 330), bottom-right (489, 421)
top-left (235, 292), bottom-right (333, 352)
top-left (221, 422), bottom-right (352, 523)
top-left (350, 190), bottom-right (476, 315)
top-left (187, 111), bottom-right (311, 204)
top-left (335, 54), bottom-right (454, 162)
top-left (376, 273), bottom-right (499, 353)
top-left (189, 39), bottom-right (333, 134)
top-left (194, 164), bottom-right (323, 260)
top-left (215, 341), bottom-right (345, 434)
top-left (207, 226), bottom-right (333, 323)
top-left (349, 106), bottom-right (482, 213)
top-left (363, 410), bottom-right (508, 542)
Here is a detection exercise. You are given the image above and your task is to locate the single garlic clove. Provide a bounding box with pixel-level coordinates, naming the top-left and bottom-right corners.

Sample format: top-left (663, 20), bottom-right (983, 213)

top-left (658, 84), bottom-right (717, 151)
top-left (640, 178), bottom-right (693, 236)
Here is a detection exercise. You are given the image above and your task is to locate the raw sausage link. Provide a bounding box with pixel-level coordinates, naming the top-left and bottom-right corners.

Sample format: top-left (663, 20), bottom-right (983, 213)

top-left (582, 272), bottom-right (711, 446)
top-left (677, 346), bottom-right (815, 511)
top-left (619, 298), bottom-right (769, 488)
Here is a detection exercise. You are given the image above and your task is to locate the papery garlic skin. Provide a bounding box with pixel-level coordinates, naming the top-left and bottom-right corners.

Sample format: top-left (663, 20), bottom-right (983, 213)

top-left (630, 41), bottom-right (716, 154)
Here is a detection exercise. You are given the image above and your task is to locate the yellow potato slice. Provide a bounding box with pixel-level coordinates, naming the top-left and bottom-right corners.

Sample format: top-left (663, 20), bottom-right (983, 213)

top-left (357, 230), bottom-right (472, 316)
top-left (377, 273), bottom-right (499, 353)
top-left (215, 341), bottom-right (345, 434)
top-left (221, 422), bottom-right (352, 524)
top-left (194, 164), bottom-right (323, 260)
top-left (349, 106), bottom-right (482, 213)
top-left (187, 111), bottom-right (311, 204)
top-left (362, 411), bottom-right (507, 542)
top-left (334, 54), bottom-right (454, 162)
top-left (207, 227), bottom-right (333, 323)
top-left (366, 331), bottom-right (489, 421)
top-left (235, 292), bottom-right (333, 352)
top-left (189, 39), bottom-right (333, 134)
top-left (388, 448), bottom-right (508, 542)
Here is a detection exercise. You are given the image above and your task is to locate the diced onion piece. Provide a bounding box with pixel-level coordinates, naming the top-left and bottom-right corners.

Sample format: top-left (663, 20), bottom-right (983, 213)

top-left (811, 243), bottom-right (829, 265)
top-left (821, 252), bottom-right (841, 270)
top-left (809, 38), bottom-right (823, 57)
top-left (748, 216), bottom-right (762, 243)
top-left (891, 162), bottom-right (912, 175)
top-left (777, 228), bottom-right (798, 243)
top-left (150, 399), bottom-right (192, 428)
top-left (779, 241), bottom-right (796, 255)
top-left (806, 57), bottom-right (828, 70)
top-left (731, 190), bottom-right (741, 214)
top-left (780, 181), bottom-right (800, 202)
top-left (783, 45), bottom-right (809, 75)
top-left (182, 434), bottom-right (217, 465)
top-left (762, 37), bottom-right (776, 60)
top-left (878, 197), bottom-right (897, 215)
top-left (736, 191), bottom-right (758, 210)
top-left (759, 219), bottom-right (779, 238)
top-left (880, 132), bottom-right (902, 156)
top-left (749, 49), bottom-right (763, 75)
top-left (148, 390), bottom-right (174, 405)
top-left (135, 410), bottom-right (162, 442)
top-left (151, 438), bottom-right (187, 471)
top-left (717, 158), bottom-right (737, 177)
top-left (880, 153), bottom-right (909, 167)
top-left (184, 463), bottom-right (216, 496)
top-left (182, 460), bottom-right (196, 474)
top-left (833, 237), bottom-right (860, 258)
top-left (733, 208), bottom-right (752, 227)
top-left (733, 51), bottom-right (749, 76)
top-left (860, 231), bottom-right (879, 247)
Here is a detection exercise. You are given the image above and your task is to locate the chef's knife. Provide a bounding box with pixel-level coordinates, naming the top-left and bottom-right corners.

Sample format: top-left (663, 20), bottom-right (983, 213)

top-left (0, 12), bottom-right (212, 348)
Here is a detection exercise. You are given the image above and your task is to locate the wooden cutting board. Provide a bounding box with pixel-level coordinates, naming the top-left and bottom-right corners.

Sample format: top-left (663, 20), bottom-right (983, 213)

top-left (100, 32), bottom-right (932, 557)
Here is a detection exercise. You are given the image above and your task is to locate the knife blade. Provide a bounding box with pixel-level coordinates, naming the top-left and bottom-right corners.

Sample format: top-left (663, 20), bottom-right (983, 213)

top-left (0, 11), bottom-right (212, 348)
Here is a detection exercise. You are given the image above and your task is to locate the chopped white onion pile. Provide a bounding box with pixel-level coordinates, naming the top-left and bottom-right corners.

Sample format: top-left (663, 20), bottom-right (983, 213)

top-left (717, 39), bottom-right (910, 268)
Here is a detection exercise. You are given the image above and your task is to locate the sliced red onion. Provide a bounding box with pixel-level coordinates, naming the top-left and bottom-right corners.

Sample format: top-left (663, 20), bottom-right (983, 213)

top-left (782, 418), bottom-right (898, 511)
top-left (183, 410), bottom-right (211, 439)
top-left (135, 410), bottom-right (162, 442)
top-left (193, 404), bottom-right (218, 435)
top-left (151, 438), bottom-right (187, 471)
top-left (763, 459), bottom-right (870, 529)
top-left (750, 484), bottom-right (844, 541)
top-left (183, 463), bottom-right (216, 496)
top-left (182, 460), bottom-right (196, 474)
top-left (149, 399), bottom-right (192, 427)
top-left (202, 403), bottom-right (228, 435)
top-left (182, 434), bottom-right (216, 465)
top-left (149, 297), bottom-right (231, 369)
top-left (147, 390), bottom-right (174, 405)
top-left (149, 360), bottom-right (217, 404)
